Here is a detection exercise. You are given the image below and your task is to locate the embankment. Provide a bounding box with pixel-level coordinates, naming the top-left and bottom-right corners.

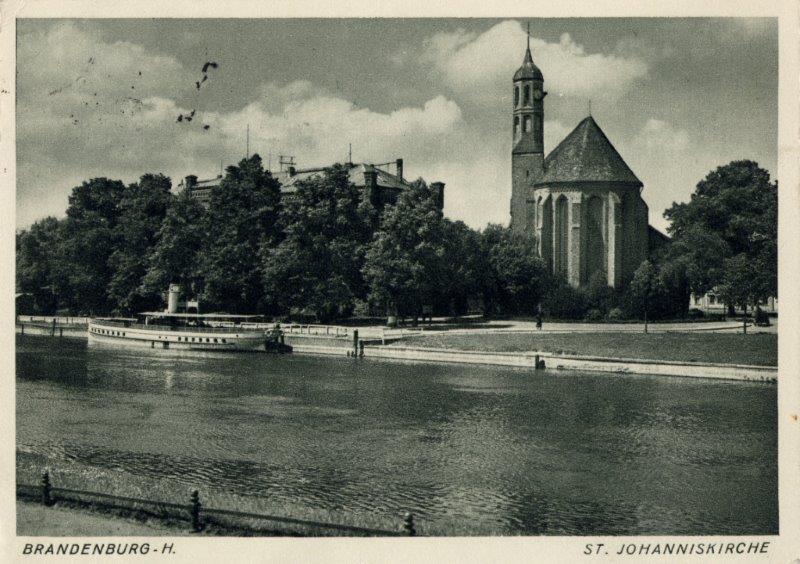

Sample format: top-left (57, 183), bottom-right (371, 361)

top-left (364, 345), bottom-right (776, 382)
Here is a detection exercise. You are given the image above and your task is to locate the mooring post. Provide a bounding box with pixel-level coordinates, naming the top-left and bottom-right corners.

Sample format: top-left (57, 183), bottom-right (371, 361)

top-left (41, 471), bottom-right (53, 507)
top-left (353, 329), bottom-right (359, 357)
top-left (190, 490), bottom-right (202, 532)
top-left (403, 512), bottom-right (416, 536)
top-left (59, 327), bottom-right (63, 338)
top-left (534, 354), bottom-right (540, 370)
top-left (20, 323), bottom-right (24, 335)
top-left (51, 318), bottom-right (56, 337)
top-left (359, 340), bottom-right (365, 358)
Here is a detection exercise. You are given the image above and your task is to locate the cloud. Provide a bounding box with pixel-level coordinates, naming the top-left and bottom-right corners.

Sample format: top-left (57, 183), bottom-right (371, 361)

top-left (422, 20), bottom-right (648, 106)
top-left (17, 21), bottom-right (191, 104)
top-left (727, 18), bottom-right (776, 37)
top-left (630, 119), bottom-right (690, 153)
top-left (618, 119), bottom-right (693, 232)
top-left (211, 84), bottom-right (464, 168)
top-left (16, 22), bottom-right (467, 227)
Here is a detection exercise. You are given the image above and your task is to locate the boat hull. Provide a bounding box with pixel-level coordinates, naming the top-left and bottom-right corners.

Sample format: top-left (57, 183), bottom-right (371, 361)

top-left (88, 320), bottom-right (266, 352)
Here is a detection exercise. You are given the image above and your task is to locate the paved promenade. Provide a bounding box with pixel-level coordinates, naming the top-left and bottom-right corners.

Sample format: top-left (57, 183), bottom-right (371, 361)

top-left (450, 318), bottom-right (777, 334)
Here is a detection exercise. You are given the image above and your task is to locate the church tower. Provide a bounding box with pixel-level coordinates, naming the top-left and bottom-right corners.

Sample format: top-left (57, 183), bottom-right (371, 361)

top-left (510, 26), bottom-right (546, 233)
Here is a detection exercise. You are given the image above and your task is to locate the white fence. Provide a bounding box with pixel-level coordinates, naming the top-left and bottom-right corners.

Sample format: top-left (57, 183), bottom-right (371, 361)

top-left (16, 315), bottom-right (90, 325)
top-left (239, 323), bottom-right (424, 341)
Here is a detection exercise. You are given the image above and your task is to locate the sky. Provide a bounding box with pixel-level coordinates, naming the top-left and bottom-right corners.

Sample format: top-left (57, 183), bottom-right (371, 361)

top-left (15, 18), bottom-right (778, 233)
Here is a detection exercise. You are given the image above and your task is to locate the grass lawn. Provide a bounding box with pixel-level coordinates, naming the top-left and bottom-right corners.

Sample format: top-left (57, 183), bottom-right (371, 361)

top-left (398, 331), bottom-right (777, 366)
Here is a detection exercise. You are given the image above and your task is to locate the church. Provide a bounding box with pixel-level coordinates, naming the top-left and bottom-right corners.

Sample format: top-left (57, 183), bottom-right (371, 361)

top-left (509, 34), bottom-right (665, 289)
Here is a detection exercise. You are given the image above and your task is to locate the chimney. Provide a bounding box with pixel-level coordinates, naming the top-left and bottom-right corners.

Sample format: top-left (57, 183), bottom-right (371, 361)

top-left (430, 181), bottom-right (445, 212)
top-left (364, 165), bottom-right (378, 190)
top-left (396, 158), bottom-right (404, 182)
top-left (364, 165), bottom-right (379, 207)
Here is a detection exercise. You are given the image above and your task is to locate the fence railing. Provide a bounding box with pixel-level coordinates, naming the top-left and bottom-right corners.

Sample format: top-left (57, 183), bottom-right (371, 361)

top-left (18, 317), bottom-right (427, 343)
top-left (16, 315), bottom-right (90, 325)
top-left (18, 471), bottom-right (417, 537)
top-left (90, 319), bottom-right (269, 335)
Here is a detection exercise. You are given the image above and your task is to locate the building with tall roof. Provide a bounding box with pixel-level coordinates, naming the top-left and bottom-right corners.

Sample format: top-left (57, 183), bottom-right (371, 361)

top-left (510, 32), bottom-right (660, 289)
top-left (180, 157), bottom-right (444, 211)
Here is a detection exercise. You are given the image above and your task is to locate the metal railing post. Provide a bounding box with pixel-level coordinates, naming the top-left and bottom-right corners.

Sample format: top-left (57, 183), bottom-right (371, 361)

top-left (190, 490), bottom-right (202, 532)
top-left (41, 471), bottom-right (53, 507)
top-left (403, 512), bottom-right (416, 536)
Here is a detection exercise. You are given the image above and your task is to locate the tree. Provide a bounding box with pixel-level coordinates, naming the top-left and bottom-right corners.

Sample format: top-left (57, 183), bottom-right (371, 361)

top-left (664, 160), bottom-right (777, 315)
top-left (199, 154), bottom-right (281, 313)
top-left (718, 254), bottom-right (759, 333)
top-left (16, 217), bottom-right (64, 314)
top-left (107, 174), bottom-right (173, 313)
top-left (440, 220), bottom-right (486, 317)
top-left (481, 224), bottom-right (549, 316)
top-left (143, 189), bottom-right (207, 305)
top-left (59, 177), bottom-right (126, 314)
top-left (628, 260), bottom-right (663, 333)
top-left (263, 164), bottom-right (378, 321)
top-left (363, 180), bottom-right (448, 323)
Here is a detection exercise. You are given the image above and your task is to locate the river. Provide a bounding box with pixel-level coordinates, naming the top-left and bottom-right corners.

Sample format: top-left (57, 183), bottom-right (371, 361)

top-left (15, 334), bottom-right (777, 535)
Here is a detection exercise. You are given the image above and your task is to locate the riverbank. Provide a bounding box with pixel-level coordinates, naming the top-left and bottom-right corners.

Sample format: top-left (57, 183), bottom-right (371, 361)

top-left (16, 321), bottom-right (778, 381)
top-left (15, 454), bottom-right (414, 537)
top-left (365, 345), bottom-right (776, 381)
top-left (17, 500), bottom-right (183, 536)
top-left (397, 331), bottom-right (777, 367)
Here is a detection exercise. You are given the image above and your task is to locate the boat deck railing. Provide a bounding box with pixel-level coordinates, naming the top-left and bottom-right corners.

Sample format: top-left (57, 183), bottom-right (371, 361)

top-left (90, 318), bottom-right (267, 335)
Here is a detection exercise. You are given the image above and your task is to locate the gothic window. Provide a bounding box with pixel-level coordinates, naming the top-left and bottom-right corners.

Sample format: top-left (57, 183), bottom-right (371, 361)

top-left (585, 196), bottom-right (607, 282)
top-left (514, 116), bottom-right (520, 137)
top-left (554, 196), bottom-right (569, 278)
top-left (541, 196), bottom-right (553, 269)
top-left (514, 86), bottom-right (519, 107)
top-left (523, 85), bottom-right (530, 105)
top-left (524, 116), bottom-right (532, 132)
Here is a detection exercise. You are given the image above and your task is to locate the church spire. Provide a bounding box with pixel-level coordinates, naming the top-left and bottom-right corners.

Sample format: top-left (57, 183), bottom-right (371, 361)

top-left (523, 22), bottom-right (534, 64)
top-left (514, 24), bottom-right (542, 81)
top-left (526, 22), bottom-right (531, 58)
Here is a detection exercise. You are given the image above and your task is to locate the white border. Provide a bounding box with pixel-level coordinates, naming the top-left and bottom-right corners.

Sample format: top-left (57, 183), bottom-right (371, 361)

top-left (1, 2), bottom-right (797, 562)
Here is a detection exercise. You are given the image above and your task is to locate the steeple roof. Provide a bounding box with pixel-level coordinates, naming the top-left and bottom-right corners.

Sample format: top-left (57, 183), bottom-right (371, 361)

top-left (536, 116), bottom-right (642, 185)
top-left (514, 34), bottom-right (543, 81)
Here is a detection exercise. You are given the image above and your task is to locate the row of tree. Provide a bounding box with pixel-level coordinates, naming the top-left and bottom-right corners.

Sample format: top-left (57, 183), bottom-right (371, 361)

top-left (16, 157), bottom-right (777, 323)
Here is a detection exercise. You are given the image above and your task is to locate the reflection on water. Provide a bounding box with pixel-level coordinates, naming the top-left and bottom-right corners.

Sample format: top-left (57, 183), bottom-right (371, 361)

top-left (16, 334), bottom-right (777, 535)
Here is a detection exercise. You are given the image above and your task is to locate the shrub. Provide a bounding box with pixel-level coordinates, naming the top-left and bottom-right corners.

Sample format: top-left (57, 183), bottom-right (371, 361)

top-left (543, 281), bottom-right (587, 319)
top-left (584, 271), bottom-right (618, 314)
top-left (606, 307), bottom-right (625, 321)
top-left (687, 308), bottom-right (705, 319)
top-left (584, 309), bottom-right (604, 322)
top-left (754, 307), bottom-right (770, 326)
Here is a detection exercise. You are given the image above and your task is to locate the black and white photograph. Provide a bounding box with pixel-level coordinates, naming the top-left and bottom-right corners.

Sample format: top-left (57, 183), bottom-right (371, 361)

top-left (3, 2), bottom-right (799, 562)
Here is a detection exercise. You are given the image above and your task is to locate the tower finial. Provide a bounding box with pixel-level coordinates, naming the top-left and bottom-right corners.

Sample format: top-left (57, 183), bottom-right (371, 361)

top-left (527, 22), bottom-right (530, 50)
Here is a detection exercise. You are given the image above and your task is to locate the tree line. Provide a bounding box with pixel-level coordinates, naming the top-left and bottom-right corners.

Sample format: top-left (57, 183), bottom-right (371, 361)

top-left (16, 157), bottom-right (776, 323)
